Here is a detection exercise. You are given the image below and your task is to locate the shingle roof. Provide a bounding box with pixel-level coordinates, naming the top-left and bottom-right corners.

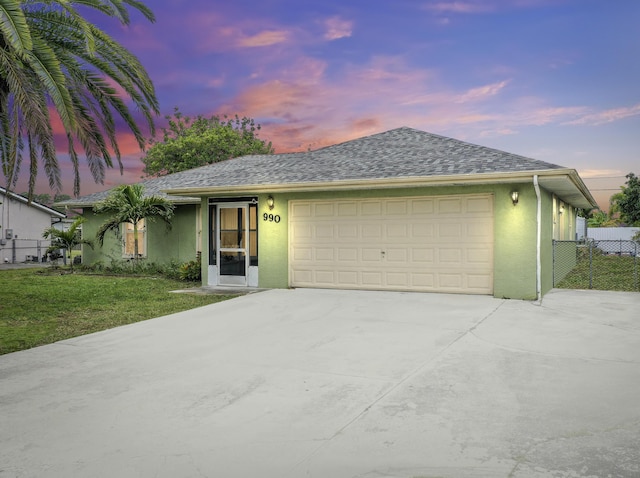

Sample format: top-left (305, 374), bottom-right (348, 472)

top-left (59, 127), bottom-right (566, 206)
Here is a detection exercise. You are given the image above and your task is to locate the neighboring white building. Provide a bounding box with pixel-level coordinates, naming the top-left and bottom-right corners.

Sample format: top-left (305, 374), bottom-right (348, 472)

top-left (0, 188), bottom-right (66, 263)
top-left (587, 226), bottom-right (640, 241)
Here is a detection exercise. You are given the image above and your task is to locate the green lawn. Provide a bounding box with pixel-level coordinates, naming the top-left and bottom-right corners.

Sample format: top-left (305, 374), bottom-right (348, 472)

top-left (0, 268), bottom-right (239, 355)
top-left (556, 252), bottom-right (639, 292)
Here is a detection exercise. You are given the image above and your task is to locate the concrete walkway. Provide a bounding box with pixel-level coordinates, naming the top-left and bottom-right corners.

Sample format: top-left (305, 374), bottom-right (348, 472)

top-left (1, 288), bottom-right (639, 478)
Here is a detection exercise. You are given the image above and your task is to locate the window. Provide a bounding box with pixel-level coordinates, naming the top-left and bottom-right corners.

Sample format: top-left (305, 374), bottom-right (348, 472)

top-left (123, 219), bottom-right (146, 257)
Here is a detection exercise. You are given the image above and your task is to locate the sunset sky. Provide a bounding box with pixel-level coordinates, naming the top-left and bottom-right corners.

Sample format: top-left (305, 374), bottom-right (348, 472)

top-left (17, 0), bottom-right (640, 209)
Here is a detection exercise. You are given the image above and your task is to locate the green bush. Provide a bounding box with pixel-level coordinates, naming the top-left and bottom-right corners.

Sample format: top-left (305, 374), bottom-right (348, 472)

top-left (179, 257), bottom-right (201, 282)
top-left (73, 257), bottom-right (200, 282)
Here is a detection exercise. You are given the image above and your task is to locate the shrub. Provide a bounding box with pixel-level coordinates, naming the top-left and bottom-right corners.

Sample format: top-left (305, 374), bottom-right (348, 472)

top-left (69, 256), bottom-right (199, 282)
top-left (179, 256), bottom-right (201, 282)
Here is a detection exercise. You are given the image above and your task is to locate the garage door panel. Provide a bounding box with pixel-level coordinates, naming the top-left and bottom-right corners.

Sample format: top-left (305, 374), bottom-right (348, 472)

top-left (314, 203), bottom-right (334, 216)
top-left (466, 196), bottom-right (493, 213)
top-left (291, 203), bottom-right (312, 217)
top-left (411, 199), bottom-right (435, 215)
top-left (292, 269), bottom-right (313, 283)
top-left (412, 248), bottom-right (434, 263)
top-left (438, 273), bottom-right (463, 288)
top-left (362, 271), bottom-right (383, 286)
top-left (412, 223), bottom-right (434, 237)
top-left (291, 224), bottom-right (312, 241)
top-left (386, 249), bottom-right (407, 262)
top-left (338, 248), bottom-right (358, 262)
top-left (387, 272), bottom-right (409, 287)
top-left (315, 248), bottom-right (334, 262)
top-left (467, 248), bottom-right (492, 264)
top-left (361, 224), bottom-right (382, 239)
top-left (337, 224), bottom-right (358, 238)
top-left (338, 202), bottom-right (358, 216)
top-left (361, 201), bottom-right (382, 215)
top-left (293, 247), bottom-right (313, 262)
top-left (438, 249), bottom-right (462, 264)
top-left (337, 271), bottom-right (358, 285)
top-left (362, 248), bottom-right (383, 262)
top-left (385, 200), bottom-right (408, 215)
top-left (315, 224), bottom-right (334, 238)
top-left (439, 223), bottom-right (463, 238)
top-left (290, 194), bottom-right (493, 294)
top-left (314, 270), bottom-right (335, 284)
top-left (437, 197), bottom-right (462, 214)
top-left (467, 274), bottom-right (492, 290)
top-left (386, 223), bottom-right (408, 238)
top-left (411, 272), bottom-right (435, 287)
top-left (467, 222), bottom-right (493, 238)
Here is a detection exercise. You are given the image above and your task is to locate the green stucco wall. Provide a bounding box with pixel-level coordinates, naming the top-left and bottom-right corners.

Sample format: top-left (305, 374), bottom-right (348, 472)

top-left (252, 185), bottom-right (545, 299)
top-left (493, 183), bottom-right (538, 299)
top-left (81, 204), bottom-right (200, 266)
top-left (540, 189), bottom-right (554, 297)
top-left (202, 184), bottom-right (571, 300)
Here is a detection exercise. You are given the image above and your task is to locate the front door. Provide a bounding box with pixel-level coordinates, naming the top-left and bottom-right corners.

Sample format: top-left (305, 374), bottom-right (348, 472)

top-left (218, 205), bottom-right (249, 285)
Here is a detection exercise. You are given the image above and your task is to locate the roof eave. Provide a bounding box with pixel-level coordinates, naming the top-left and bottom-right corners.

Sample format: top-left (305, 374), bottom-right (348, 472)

top-left (54, 196), bottom-right (200, 209)
top-left (537, 169), bottom-right (598, 210)
top-left (164, 169), bottom-right (598, 209)
top-left (1, 189), bottom-right (66, 218)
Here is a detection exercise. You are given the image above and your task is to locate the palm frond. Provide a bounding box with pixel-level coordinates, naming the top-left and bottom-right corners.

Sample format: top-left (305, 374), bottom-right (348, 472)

top-left (2, 0), bottom-right (158, 196)
top-left (0, 0), bottom-right (33, 52)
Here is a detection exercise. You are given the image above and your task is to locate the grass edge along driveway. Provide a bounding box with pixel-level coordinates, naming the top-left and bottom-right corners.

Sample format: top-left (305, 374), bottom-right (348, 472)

top-left (0, 269), bottom-right (238, 355)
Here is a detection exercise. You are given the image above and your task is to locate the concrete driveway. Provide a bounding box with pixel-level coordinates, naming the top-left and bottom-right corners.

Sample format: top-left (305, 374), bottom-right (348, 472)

top-left (1, 288), bottom-right (639, 478)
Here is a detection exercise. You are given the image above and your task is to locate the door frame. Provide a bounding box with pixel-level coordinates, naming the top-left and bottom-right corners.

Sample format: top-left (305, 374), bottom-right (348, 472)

top-left (207, 197), bottom-right (259, 287)
top-left (217, 203), bottom-right (250, 286)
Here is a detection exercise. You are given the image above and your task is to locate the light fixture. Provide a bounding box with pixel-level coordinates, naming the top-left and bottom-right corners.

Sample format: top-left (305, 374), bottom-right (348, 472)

top-left (510, 191), bottom-right (519, 206)
top-left (267, 195), bottom-right (275, 210)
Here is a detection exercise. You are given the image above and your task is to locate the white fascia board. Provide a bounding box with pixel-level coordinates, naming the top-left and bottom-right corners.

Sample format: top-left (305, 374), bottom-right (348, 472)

top-left (163, 169), bottom-right (598, 208)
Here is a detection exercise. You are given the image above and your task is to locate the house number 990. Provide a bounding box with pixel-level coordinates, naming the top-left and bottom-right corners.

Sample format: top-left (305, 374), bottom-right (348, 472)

top-left (263, 213), bottom-right (281, 223)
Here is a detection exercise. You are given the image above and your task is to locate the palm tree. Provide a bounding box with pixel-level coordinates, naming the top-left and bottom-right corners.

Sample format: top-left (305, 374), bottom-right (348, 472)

top-left (94, 184), bottom-right (174, 264)
top-left (43, 215), bottom-right (93, 271)
top-left (0, 0), bottom-right (159, 197)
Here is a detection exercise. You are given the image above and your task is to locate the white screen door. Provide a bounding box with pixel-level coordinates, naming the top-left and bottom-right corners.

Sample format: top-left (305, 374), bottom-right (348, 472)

top-left (217, 204), bottom-right (249, 285)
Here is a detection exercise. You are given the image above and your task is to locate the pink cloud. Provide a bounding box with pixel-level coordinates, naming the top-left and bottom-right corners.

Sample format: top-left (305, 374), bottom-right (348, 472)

top-left (423, 0), bottom-right (565, 15)
top-left (478, 128), bottom-right (518, 137)
top-left (564, 103), bottom-right (640, 126)
top-left (186, 11), bottom-right (295, 53)
top-left (424, 1), bottom-right (494, 14)
top-left (215, 53), bottom-right (605, 152)
top-left (455, 80), bottom-right (510, 103)
top-left (323, 16), bottom-right (353, 40)
top-left (514, 105), bottom-right (588, 126)
top-left (238, 30), bottom-right (290, 47)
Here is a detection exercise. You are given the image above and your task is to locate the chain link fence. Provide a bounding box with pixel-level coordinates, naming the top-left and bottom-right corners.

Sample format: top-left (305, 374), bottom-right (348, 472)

top-left (0, 238), bottom-right (53, 264)
top-left (553, 239), bottom-right (640, 292)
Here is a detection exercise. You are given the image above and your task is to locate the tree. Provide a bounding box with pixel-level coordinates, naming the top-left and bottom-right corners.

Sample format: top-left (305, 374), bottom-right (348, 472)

top-left (142, 108), bottom-right (274, 177)
top-left (43, 216), bottom-right (93, 272)
top-left (20, 192), bottom-right (70, 205)
top-left (586, 210), bottom-right (620, 228)
top-left (94, 184), bottom-right (174, 264)
top-left (0, 0), bottom-right (159, 198)
top-left (615, 173), bottom-right (640, 226)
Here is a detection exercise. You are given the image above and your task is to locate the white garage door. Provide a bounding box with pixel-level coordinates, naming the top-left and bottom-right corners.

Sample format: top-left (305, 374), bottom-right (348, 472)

top-left (289, 194), bottom-right (494, 294)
